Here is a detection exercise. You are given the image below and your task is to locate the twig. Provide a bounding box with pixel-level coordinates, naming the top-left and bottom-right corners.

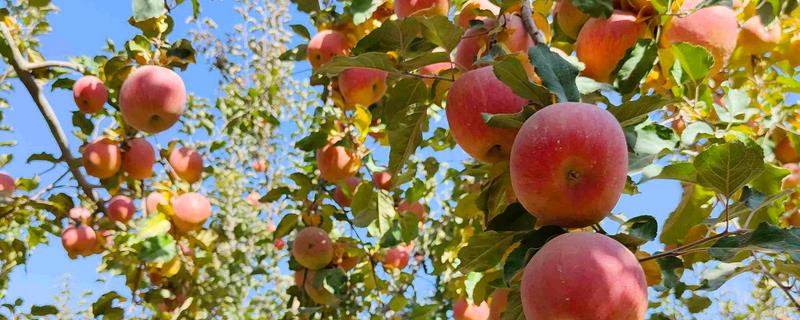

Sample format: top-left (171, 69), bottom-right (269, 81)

top-left (520, 0), bottom-right (545, 45)
top-left (638, 229), bottom-right (748, 262)
top-left (396, 71), bottom-right (454, 82)
top-left (758, 258), bottom-right (800, 311)
top-left (0, 23), bottom-right (104, 213)
top-left (25, 60), bottom-right (85, 73)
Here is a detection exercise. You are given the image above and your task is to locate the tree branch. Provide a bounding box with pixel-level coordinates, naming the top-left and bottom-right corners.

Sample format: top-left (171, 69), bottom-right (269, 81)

top-left (520, 0), bottom-right (545, 45)
top-left (638, 229), bottom-right (748, 262)
top-left (758, 259), bottom-right (800, 311)
top-left (0, 23), bottom-right (103, 212)
top-left (25, 60), bottom-right (85, 73)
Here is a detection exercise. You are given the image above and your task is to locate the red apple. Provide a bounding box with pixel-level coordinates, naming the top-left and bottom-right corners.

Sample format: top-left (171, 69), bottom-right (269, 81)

top-left (169, 147), bottom-right (203, 183)
top-left (738, 15), bottom-right (782, 56)
top-left (488, 288), bottom-right (509, 320)
top-left (122, 138), bottom-right (155, 180)
top-left (274, 237), bottom-right (286, 250)
top-left (454, 25), bottom-right (492, 70)
top-left (372, 171), bottom-right (393, 190)
top-left (397, 200), bottom-right (426, 221)
top-left (575, 10), bottom-right (645, 82)
top-left (0, 173), bottom-right (14, 197)
top-left (294, 269), bottom-right (340, 305)
top-left (316, 141), bottom-right (360, 182)
top-left (69, 207), bottom-right (92, 223)
top-left (145, 191), bottom-right (168, 215)
top-left (783, 163), bottom-right (800, 189)
top-left (338, 68), bottom-right (388, 109)
top-left (333, 176), bottom-right (361, 207)
top-left (776, 136), bottom-right (800, 164)
top-left (395, 0), bottom-right (449, 18)
top-left (170, 192), bottom-right (212, 232)
top-left (72, 75), bottom-right (108, 114)
top-left (82, 137), bottom-right (122, 179)
top-left (307, 30), bottom-right (350, 69)
top-left (453, 296), bottom-right (490, 320)
top-left (119, 65), bottom-right (186, 134)
top-left (107, 195), bottom-right (135, 223)
top-left (663, 0), bottom-right (738, 75)
top-left (61, 225), bottom-right (97, 258)
top-left (382, 245), bottom-right (411, 271)
top-left (555, 0), bottom-right (590, 39)
top-left (292, 227), bottom-right (334, 270)
top-left (253, 159), bottom-right (267, 172)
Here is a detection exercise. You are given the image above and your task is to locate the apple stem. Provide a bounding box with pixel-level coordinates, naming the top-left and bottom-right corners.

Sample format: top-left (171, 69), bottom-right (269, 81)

top-left (520, 0), bottom-right (546, 45)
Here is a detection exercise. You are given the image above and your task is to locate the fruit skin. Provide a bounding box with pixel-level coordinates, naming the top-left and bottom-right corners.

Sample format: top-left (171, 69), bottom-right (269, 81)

top-left (499, 14), bottom-right (535, 53)
top-left (292, 227), bottom-right (334, 270)
top-left (418, 61), bottom-right (453, 88)
top-left (555, 0), bottom-right (590, 39)
top-left (122, 138), bottom-right (155, 180)
top-left (776, 137), bottom-right (800, 164)
top-left (446, 66), bottom-right (527, 163)
top-left (252, 159), bottom-right (267, 172)
top-left (294, 269), bottom-right (340, 305)
top-left (372, 171), bottom-right (393, 190)
top-left (521, 232), bottom-right (647, 320)
top-left (382, 245), bottom-right (411, 270)
top-left (663, 0), bottom-right (738, 75)
top-left (454, 25), bottom-right (492, 70)
top-left (69, 207), bottom-right (92, 223)
top-left (170, 192), bottom-right (212, 232)
top-left (333, 240), bottom-right (361, 270)
top-left (397, 200), bottom-right (426, 221)
top-left (61, 225), bottom-right (97, 258)
top-left (333, 177), bottom-right (361, 207)
top-left (783, 163), bottom-right (800, 189)
top-left (316, 142), bottom-right (361, 182)
top-left (246, 192), bottom-right (261, 206)
top-left (395, 0), bottom-right (449, 18)
top-left (72, 75), bottom-right (108, 114)
top-left (307, 30), bottom-right (350, 69)
top-left (107, 195), bottom-right (136, 223)
top-left (575, 10), bottom-right (645, 82)
top-left (119, 65), bottom-right (186, 134)
top-left (785, 210), bottom-right (800, 227)
top-left (0, 173), bottom-right (15, 197)
top-left (488, 288), bottom-right (509, 320)
top-left (457, 0), bottom-right (500, 29)
top-left (169, 147), bottom-right (203, 183)
top-left (338, 68), bottom-right (388, 108)
top-left (453, 296), bottom-right (491, 320)
top-left (82, 138), bottom-right (122, 179)
top-left (274, 237), bottom-right (286, 250)
top-left (738, 15), bottom-right (782, 56)
top-left (510, 102), bottom-right (627, 228)
top-left (145, 191), bottom-right (168, 215)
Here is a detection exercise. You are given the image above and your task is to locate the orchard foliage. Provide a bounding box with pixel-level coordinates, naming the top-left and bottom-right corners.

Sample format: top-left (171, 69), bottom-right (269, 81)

top-left (0, 0), bottom-right (797, 318)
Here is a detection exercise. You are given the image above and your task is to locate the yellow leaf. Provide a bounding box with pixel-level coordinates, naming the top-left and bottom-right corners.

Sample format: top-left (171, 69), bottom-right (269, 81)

top-left (636, 251), bottom-right (662, 286)
top-left (353, 105), bottom-right (372, 143)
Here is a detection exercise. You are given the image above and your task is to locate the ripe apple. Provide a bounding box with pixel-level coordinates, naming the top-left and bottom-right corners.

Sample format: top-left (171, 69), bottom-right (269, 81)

top-left (738, 15), bottom-right (782, 56)
top-left (785, 211), bottom-right (800, 227)
top-left (457, 0), bottom-right (500, 29)
top-left (252, 159), bottom-right (267, 172)
top-left (498, 13), bottom-right (535, 53)
top-left (72, 75), bottom-right (108, 114)
top-left (292, 227), bottom-right (334, 270)
top-left (372, 171), bottom-right (393, 190)
top-left (663, 0), bottom-right (738, 75)
top-left (395, 0), bottom-right (449, 18)
top-left (382, 245), bottom-right (411, 270)
top-left (307, 30), bottom-right (350, 69)
top-left (119, 65), bottom-right (186, 134)
top-left (338, 68), bottom-right (388, 108)
top-left (775, 136), bottom-right (800, 164)
top-left (446, 66), bottom-right (527, 163)
top-left (453, 296), bottom-right (490, 320)
top-left (0, 172), bottom-right (14, 197)
top-left (783, 163), bottom-right (800, 189)
top-left (145, 191), bottom-right (168, 215)
top-left (294, 269), bottom-right (340, 305)
top-left (333, 176), bottom-right (361, 207)
top-left (454, 24), bottom-right (492, 70)
top-left (333, 240), bottom-right (361, 270)
top-left (555, 0), bottom-right (590, 39)
top-left (397, 200), bottom-right (426, 221)
top-left (510, 102), bottom-right (627, 228)
top-left (274, 237), bottom-right (286, 250)
top-left (82, 138), bottom-right (122, 179)
top-left (246, 192), bottom-right (261, 206)
top-left (122, 137), bottom-right (155, 180)
top-left (488, 288), bottom-right (509, 320)
top-left (107, 195), bottom-right (135, 223)
top-left (316, 141), bottom-right (361, 182)
top-left (69, 207), bottom-right (92, 223)
top-left (575, 10), bottom-right (645, 82)
top-left (61, 225), bottom-right (97, 258)
top-left (170, 192), bottom-right (212, 232)
top-left (169, 147), bottom-right (203, 183)
top-left (521, 232), bottom-right (647, 319)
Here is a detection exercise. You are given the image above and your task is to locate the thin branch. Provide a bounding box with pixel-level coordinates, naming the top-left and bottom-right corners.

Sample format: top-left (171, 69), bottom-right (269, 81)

top-left (25, 60), bottom-right (85, 73)
top-left (638, 229), bottom-right (748, 262)
top-left (758, 259), bottom-right (800, 311)
top-left (395, 71), bottom-right (454, 82)
top-left (520, 0), bottom-right (545, 45)
top-left (0, 23), bottom-right (104, 212)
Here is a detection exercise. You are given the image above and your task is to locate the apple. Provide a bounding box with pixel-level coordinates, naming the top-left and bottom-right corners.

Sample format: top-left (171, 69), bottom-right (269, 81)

top-left (253, 159), bottom-right (267, 172)
top-left (453, 296), bottom-right (490, 320)
top-left (454, 24), bottom-right (492, 70)
top-left (333, 240), bottom-right (361, 270)
top-left (72, 75), bottom-right (108, 114)
top-left (119, 65), bottom-right (186, 134)
top-left (316, 141), bottom-right (361, 182)
top-left (170, 192), bottom-right (212, 232)
top-left (372, 171), bottom-right (393, 190)
top-left (510, 102), bottom-right (627, 228)
top-left (145, 191), bottom-right (168, 215)
top-left (82, 137), bottom-right (122, 179)
top-left (521, 232), bottom-right (647, 319)
top-left (169, 147), bottom-right (203, 183)
top-left (575, 10), bottom-right (645, 82)
top-left (333, 176), bottom-right (361, 207)
top-left (338, 68), bottom-right (388, 108)
top-left (122, 138), bottom-right (155, 180)
top-left (499, 13), bottom-right (535, 53)
top-left (0, 173), bottom-right (14, 197)
top-left (294, 269), bottom-right (340, 305)
top-left (738, 15), bottom-right (782, 56)
top-left (446, 66), bottom-right (527, 163)
top-left (69, 207), bottom-right (92, 223)
top-left (246, 192), bottom-right (261, 206)
top-left (107, 195), bottom-right (135, 223)
top-left (395, 0), bottom-right (449, 18)
top-left (307, 30), bottom-right (350, 69)
top-left (488, 288), bottom-right (509, 320)
top-left (663, 0), bottom-right (738, 75)
top-left (776, 136), bottom-right (800, 164)
top-left (382, 245), bottom-right (411, 270)
top-left (274, 237), bottom-right (286, 250)
top-left (292, 226), bottom-right (334, 270)
top-left (555, 0), bottom-right (590, 39)
top-left (783, 163), bottom-right (800, 189)
top-left (397, 200), bottom-right (426, 221)
top-left (785, 211), bottom-right (800, 227)
top-left (61, 225), bottom-right (97, 258)
top-left (457, 0), bottom-right (500, 29)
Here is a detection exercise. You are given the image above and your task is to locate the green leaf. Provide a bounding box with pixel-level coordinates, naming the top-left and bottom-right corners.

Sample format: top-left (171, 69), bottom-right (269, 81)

top-left (458, 231), bottom-right (524, 273)
top-left (492, 57), bottom-right (553, 106)
top-left (387, 102), bottom-right (428, 175)
top-left (133, 212), bottom-right (171, 241)
top-left (572, 0), bottom-right (614, 18)
top-left (528, 44), bottom-right (580, 102)
top-left (399, 212), bottom-right (419, 242)
top-left (615, 39), bottom-right (658, 94)
top-left (353, 20), bottom-right (404, 54)
top-left (714, 89), bottom-right (750, 124)
top-left (403, 51), bottom-right (451, 71)
top-left (314, 52), bottom-right (397, 76)
top-left (710, 223), bottom-right (800, 261)
top-left (482, 105), bottom-right (538, 129)
top-left (137, 234), bottom-right (177, 263)
top-left (420, 16), bottom-right (464, 52)
top-left (290, 24), bottom-right (311, 40)
top-left (681, 121), bottom-right (714, 145)
top-left (686, 295), bottom-right (712, 313)
top-left (500, 287), bottom-right (525, 320)
top-left (72, 111), bottom-right (94, 136)
top-left (608, 94), bottom-right (675, 127)
top-left (274, 213), bottom-right (298, 239)
top-left (51, 78), bottom-right (75, 91)
top-left (487, 203), bottom-right (536, 231)
top-left (295, 131), bottom-right (329, 152)
top-left (27, 152), bottom-right (59, 163)
top-left (279, 44), bottom-right (308, 61)
top-left (671, 42), bottom-right (714, 83)
top-left (291, 0), bottom-right (320, 13)
top-left (652, 162), bottom-right (697, 183)
top-left (454, 193), bottom-right (482, 218)
top-left (624, 215), bottom-right (658, 241)
top-left (131, 0), bottom-right (166, 22)
top-left (694, 140), bottom-right (765, 197)
top-left (352, 185), bottom-right (395, 233)
top-left (91, 291), bottom-right (126, 317)
top-left (628, 120), bottom-right (678, 156)
top-left (165, 39), bottom-right (196, 70)
top-left (750, 163), bottom-right (790, 195)
top-left (699, 262), bottom-right (749, 290)
top-left (660, 185), bottom-right (715, 245)
top-left (30, 305), bottom-right (58, 316)
top-left (261, 186), bottom-right (291, 203)
top-left (657, 256), bottom-right (684, 289)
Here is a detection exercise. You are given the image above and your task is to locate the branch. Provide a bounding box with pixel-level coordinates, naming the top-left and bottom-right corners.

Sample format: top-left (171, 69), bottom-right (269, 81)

top-left (758, 259), bottom-right (800, 311)
top-left (0, 23), bottom-right (103, 212)
top-left (520, 0), bottom-right (545, 45)
top-left (395, 71), bottom-right (454, 82)
top-left (638, 229), bottom-right (748, 262)
top-left (25, 60), bottom-right (85, 73)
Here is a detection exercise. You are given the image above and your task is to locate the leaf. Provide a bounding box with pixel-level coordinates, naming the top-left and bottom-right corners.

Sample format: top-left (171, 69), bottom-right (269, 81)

top-left (657, 256), bottom-right (684, 289)
top-left (608, 94), bottom-right (675, 127)
top-left (351, 0), bottom-right (383, 24)
top-left (571, 0), bottom-right (614, 18)
top-left (686, 295), bottom-right (712, 313)
top-left (681, 121), bottom-right (714, 145)
top-left (714, 89), bottom-right (750, 124)
top-left (502, 226), bottom-right (567, 284)
top-left (353, 106), bottom-right (372, 143)
top-left (694, 140), bottom-right (765, 197)
top-left (132, 0), bottom-right (166, 22)
top-left (750, 163), bottom-right (790, 195)
top-left (314, 52), bottom-right (396, 76)
top-left (671, 42), bottom-right (714, 83)
top-left (261, 186), bottom-right (291, 203)
top-left (137, 234), bottom-right (177, 263)
top-left (699, 262), bottom-right (748, 290)
top-left (660, 185), bottom-right (715, 245)
top-left (30, 305), bottom-right (58, 315)
top-left (652, 162), bottom-right (697, 183)
top-left (615, 39), bottom-right (658, 94)
top-left (487, 203), bottom-right (536, 231)
top-left (91, 291), bottom-right (126, 317)
top-left (454, 193), bottom-right (482, 218)
top-left (710, 223), bottom-right (800, 261)
top-left (295, 131), bottom-right (329, 152)
top-left (528, 44), bottom-right (580, 102)
top-left (628, 120), bottom-right (678, 156)
top-left (274, 213), bottom-right (298, 239)
top-left (291, 0), bottom-right (320, 13)
top-left (383, 78), bottom-right (428, 125)
top-left (72, 111), bottom-right (94, 136)
top-left (352, 185), bottom-right (395, 235)
top-left (279, 44), bottom-right (308, 61)
top-left (133, 212), bottom-right (171, 241)
top-left (492, 57), bottom-right (552, 106)
top-left (352, 20), bottom-right (404, 54)
top-left (458, 231), bottom-right (524, 273)
top-left (403, 51), bottom-right (451, 71)
top-left (399, 212), bottom-right (419, 242)
top-left (482, 106), bottom-right (538, 129)
top-left (290, 24), bottom-right (311, 40)
top-left (27, 152), bottom-right (59, 163)
top-left (165, 39), bottom-right (196, 70)
top-left (500, 287), bottom-right (525, 320)
top-left (387, 102), bottom-right (427, 175)
top-left (624, 215), bottom-right (658, 241)
top-left (420, 16), bottom-right (464, 52)
top-left (51, 78), bottom-right (75, 91)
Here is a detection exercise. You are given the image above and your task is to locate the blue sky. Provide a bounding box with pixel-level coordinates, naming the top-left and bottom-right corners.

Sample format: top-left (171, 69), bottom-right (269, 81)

top-left (0, 0), bottom-right (756, 317)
